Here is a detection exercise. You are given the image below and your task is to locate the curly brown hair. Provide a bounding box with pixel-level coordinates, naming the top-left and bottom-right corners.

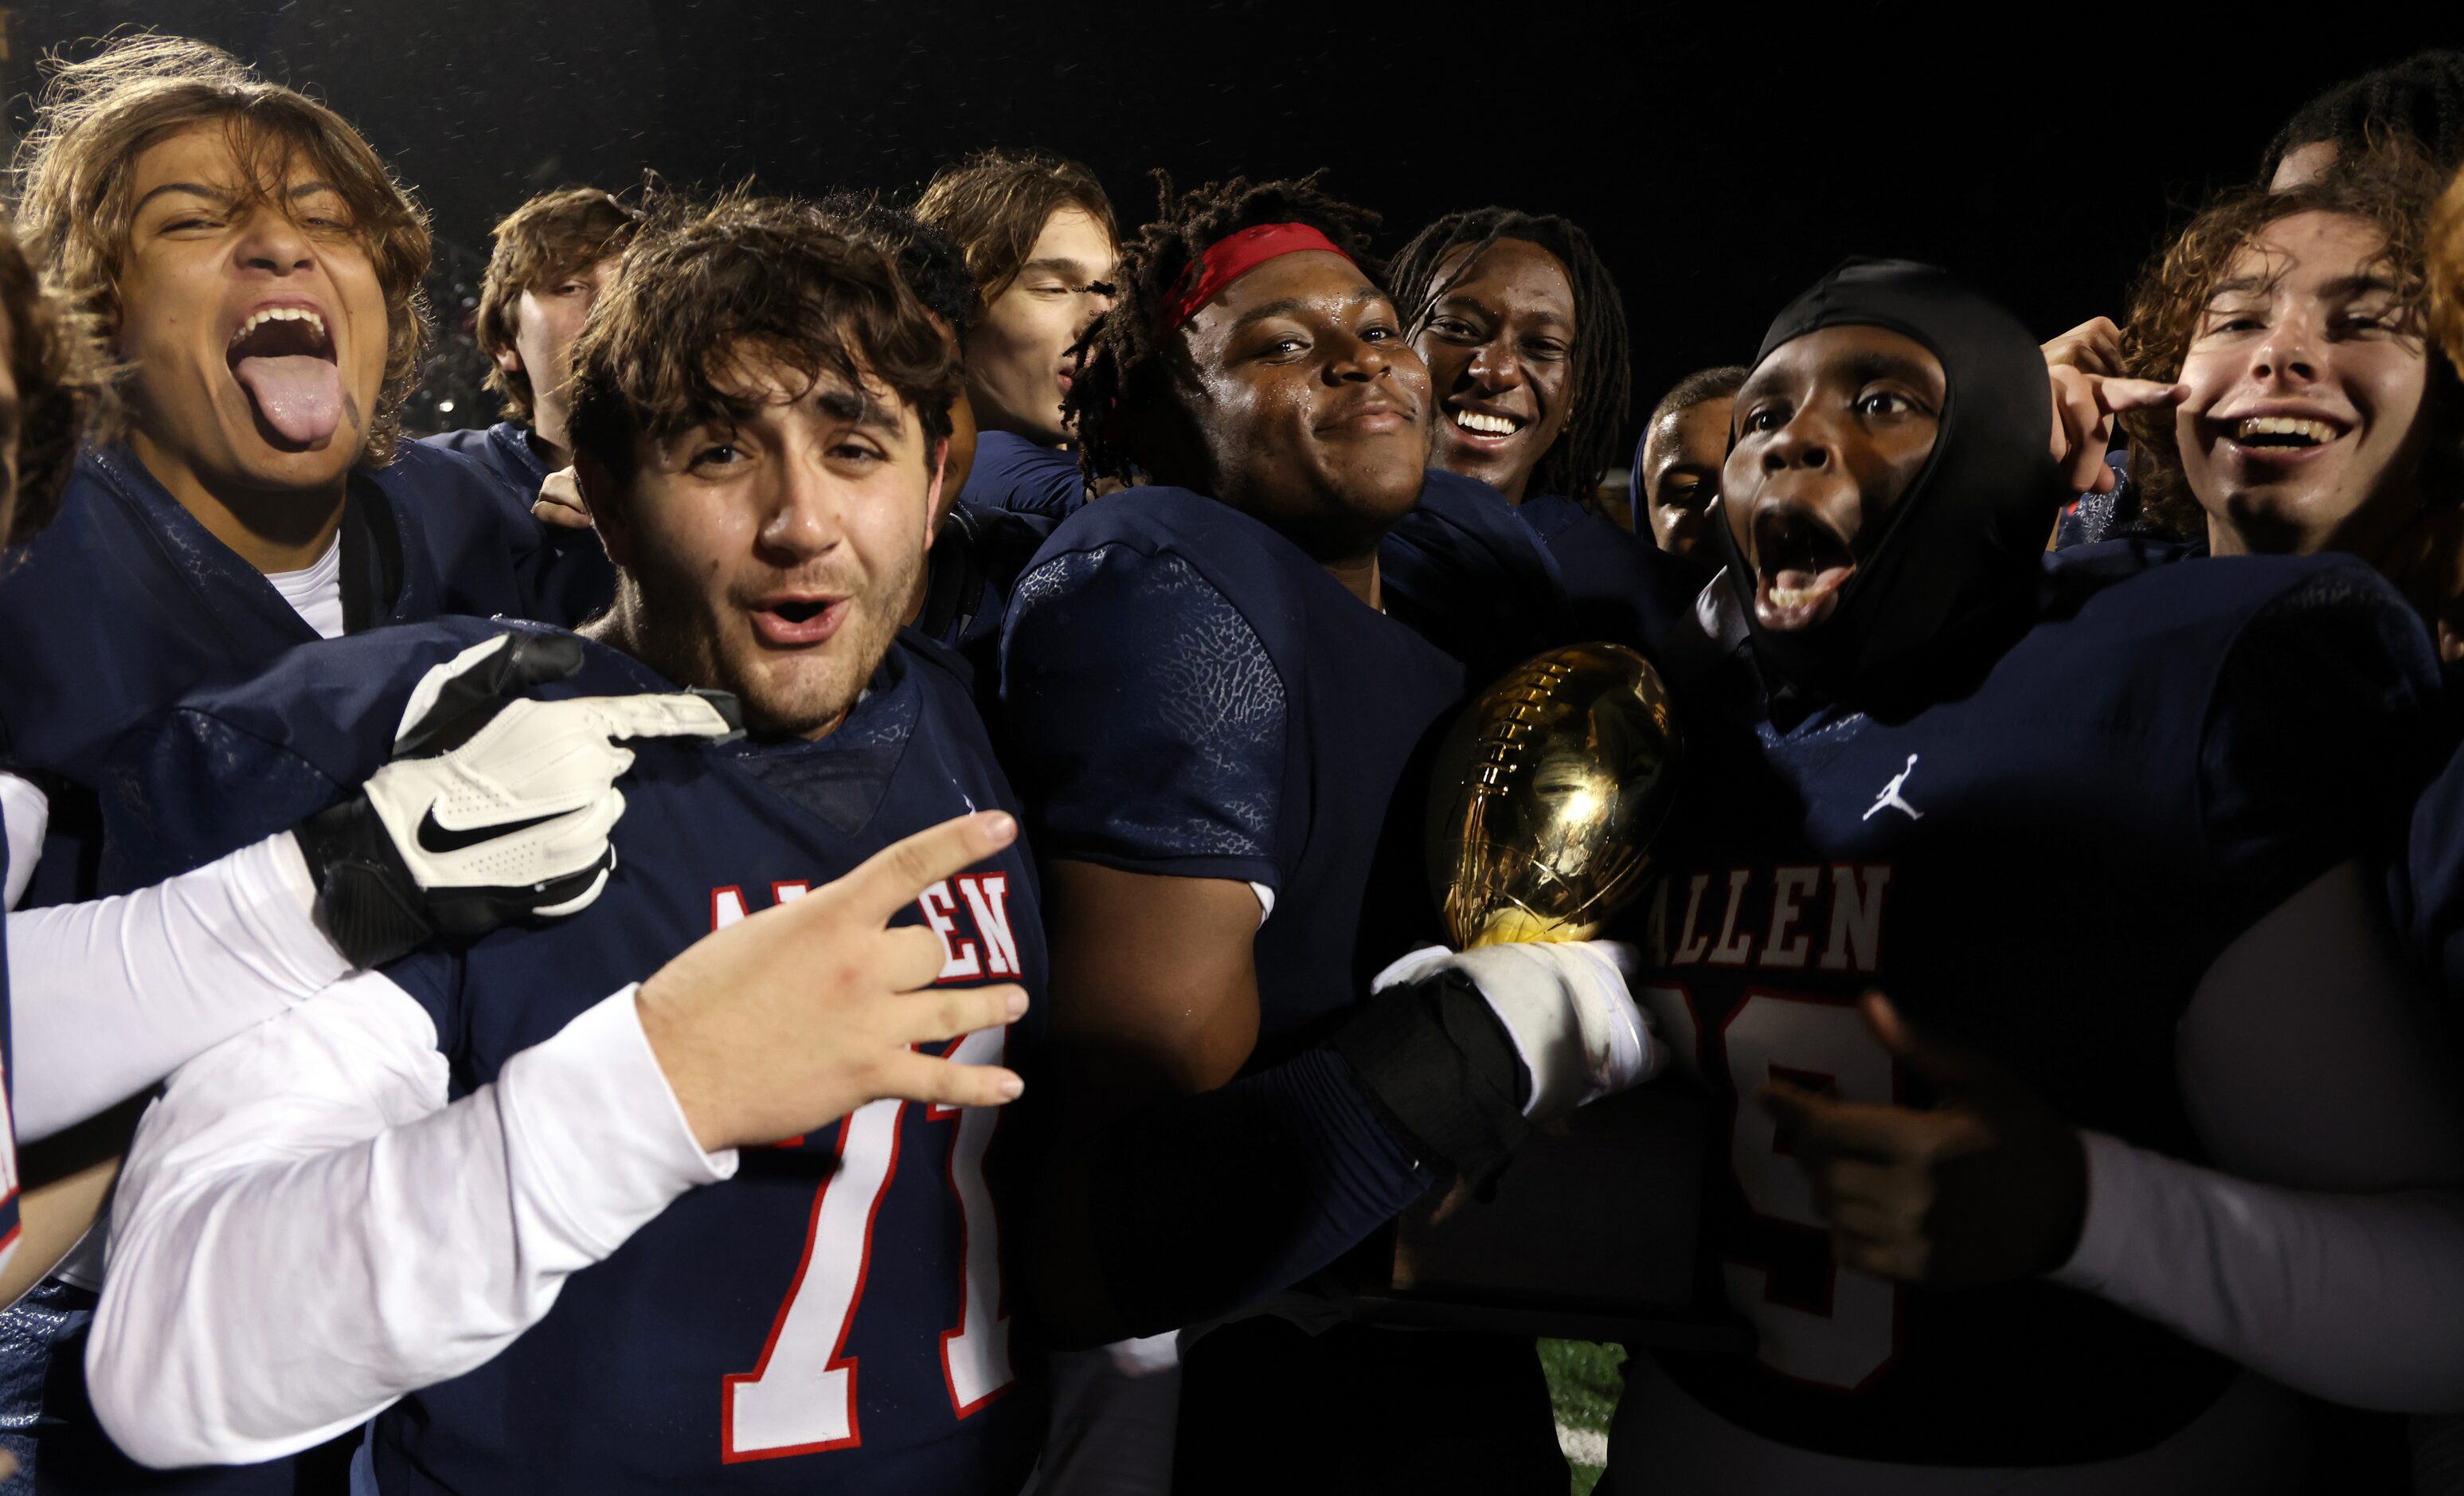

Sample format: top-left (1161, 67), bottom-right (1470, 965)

top-left (0, 216), bottom-right (105, 547)
top-left (2433, 164), bottom-right (2464, 372)
top-left (475, 186), bottom-right (639, 425)
top-left (565, 186), bottom-right (961, 507)
top-left (8, 33), bottom-right (432, 464)
top-left (913, 148), bottom-right (1116, 304)
top-left (1064, 171), bottom-right (1384, 487)
top-left (2120, 143), bottom-right (2464, 538)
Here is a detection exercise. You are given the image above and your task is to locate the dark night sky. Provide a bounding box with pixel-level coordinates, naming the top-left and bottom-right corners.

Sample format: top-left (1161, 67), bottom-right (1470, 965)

top-left (4, 0), bottom-right (2455, 448)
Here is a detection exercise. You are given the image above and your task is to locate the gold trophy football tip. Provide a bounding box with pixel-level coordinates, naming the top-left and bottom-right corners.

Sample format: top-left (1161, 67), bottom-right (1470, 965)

top-left (1427, 641), bottom-right (1682, 949)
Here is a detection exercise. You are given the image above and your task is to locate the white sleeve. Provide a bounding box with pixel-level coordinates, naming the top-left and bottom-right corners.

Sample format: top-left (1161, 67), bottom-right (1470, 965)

top-left (7, 832), bottom-right (350, 1142)
top-left (2051, 859), bottom-right (2464, 1412)
top-left (87, 971), bottom-right (739, 1470)
top-left (2, 771), bottom-right (48, 908)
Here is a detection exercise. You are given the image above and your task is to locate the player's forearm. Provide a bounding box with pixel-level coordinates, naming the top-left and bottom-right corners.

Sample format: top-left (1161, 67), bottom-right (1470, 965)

top-left (9, 831), bottom-right (349, 1142)
top-left (2053, 1130), bottom-right (2464, 1412)
top-left (90, 979), bottom-right (732, 1467)
top-left (1034, 1048), bottom-right (1435, 1347)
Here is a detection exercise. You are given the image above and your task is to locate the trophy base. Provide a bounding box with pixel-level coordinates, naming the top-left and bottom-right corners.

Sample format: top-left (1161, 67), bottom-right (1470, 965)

top-left (1350, 1085), bottom-right (1751, 1352)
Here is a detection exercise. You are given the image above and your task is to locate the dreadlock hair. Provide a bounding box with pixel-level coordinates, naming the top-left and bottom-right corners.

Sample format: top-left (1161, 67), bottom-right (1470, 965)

top-left (812, 190), bottom-right (980, 353)
top-left (1386, 207), bottom-right (1632, 509)
top-left (1066, 171), bottom-right (1383, 488)
top-left (2263, 50), bottom-right (2464, 181)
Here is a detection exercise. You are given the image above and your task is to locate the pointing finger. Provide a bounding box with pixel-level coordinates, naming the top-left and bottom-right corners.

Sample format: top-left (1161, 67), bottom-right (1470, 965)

top-left (841, 812), bottom-right (1020, 926)
top-left (571, 691), bottom-right (743, 743)
top-left (2097, 378), bottom-right (2187, 414)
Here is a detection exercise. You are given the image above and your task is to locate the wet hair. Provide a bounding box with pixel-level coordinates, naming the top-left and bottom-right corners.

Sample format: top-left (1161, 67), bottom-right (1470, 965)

top-left (2120, 143), bottom-right (2464, 538)
top-left (9, 33), bottom-right (432, 463)
top-left (2432, 166), bottom-right (2464, 372)
top-left (913, 148), bottom-right (1116, 304)
top-left (1387, 207), bottom-right (1632, 507)
top-left (0, 217), bottom-right (106, 546)
top-left (475, 186), bottom-right (639, 424)
top-left (2263, 51), bottom-right (2464, 181)
top-left (812, 190), bottom-right (979, 353)
top-left (565, 187), bottom-right (960, 507)
top-left (1645, 364), bottom-right (1750, 433)
top-left (1066, 172), bottom-right (1383, 486)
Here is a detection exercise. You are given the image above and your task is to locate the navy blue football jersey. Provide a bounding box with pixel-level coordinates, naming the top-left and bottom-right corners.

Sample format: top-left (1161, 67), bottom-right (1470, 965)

top-left (1001, 470), bottom-right (1571, 1057)
top-left (422, 420), bottom-right (550, 503)
top-left (916, 500), bottom-right (1058, 711)
top-left (0, 441), bottom-right (612, 908)
top-left (104, 616), bottom-right (1045, 1495)
top-left (1514, 490), bottom-right (1702, 663)
top-left (1637, 547), bottom-right (2442, 1466)
top-left (954, 431), bottom-right (1085, 519)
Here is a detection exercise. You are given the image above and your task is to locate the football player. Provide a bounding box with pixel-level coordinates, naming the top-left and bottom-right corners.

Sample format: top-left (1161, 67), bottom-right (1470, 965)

top-left (1006, 174), bottom-right (1657, 1494)
top-left (0, 37), bottom-right (624, 1483)
top-left (1387, 208), bottom-right (1700, 658)
top-left (1600, 259), bottom-right (2464, 1494)
top-left (913, 148), bottom-right (1113, 516)
top-left (428, 186), bottom-right (638, 511)
top-left (87, 192), bottom-right (1038, 1494)
top-left (1634, 365), bottom-right (1749, 569)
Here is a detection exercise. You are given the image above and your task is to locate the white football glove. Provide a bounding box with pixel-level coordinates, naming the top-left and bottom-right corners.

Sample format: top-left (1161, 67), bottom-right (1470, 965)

top-left (294, 632), bottom-right (739, 965)
top-left (1372, 939), bottom-right (1661, 1122)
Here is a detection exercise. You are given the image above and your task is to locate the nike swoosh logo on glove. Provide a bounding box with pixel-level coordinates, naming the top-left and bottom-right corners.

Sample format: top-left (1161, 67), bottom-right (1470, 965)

top-left (416, 805), bottom-right (570, 856)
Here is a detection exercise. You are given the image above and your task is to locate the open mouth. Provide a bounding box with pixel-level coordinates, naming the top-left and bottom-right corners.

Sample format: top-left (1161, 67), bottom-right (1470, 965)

top-left (749, 596), bottom-right (850, 648)
top-left (2227, 414), bottom-right (2340, 452)
top-left (226, 306), bottom-right (341, 449)
top-left (1444, 402), bottom-right (1527, 442)
top-left (1752, 507), bottom-right (1856, 632)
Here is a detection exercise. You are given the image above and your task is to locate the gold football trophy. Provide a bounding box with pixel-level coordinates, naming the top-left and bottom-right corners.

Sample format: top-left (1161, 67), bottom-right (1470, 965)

top-left (1355, 642), bottom-right (1738, 1348)
top-left (1427, 642), bottom-right (1682, 949)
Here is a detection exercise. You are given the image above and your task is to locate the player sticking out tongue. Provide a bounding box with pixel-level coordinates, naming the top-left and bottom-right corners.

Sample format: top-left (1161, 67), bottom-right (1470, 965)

top-left (228, 301), bottom-right (342, 447)
top-left (1717, 260), bottom-right (2068, 708)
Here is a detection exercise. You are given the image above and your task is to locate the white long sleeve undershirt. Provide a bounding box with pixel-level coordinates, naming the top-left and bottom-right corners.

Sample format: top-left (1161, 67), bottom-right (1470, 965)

top-left (1621, 857), bottom-right (2464, 1490)
top-left (7, 830), bottom-right (352, 1142)
top-left (88, 975), bottom-right (734, 1469)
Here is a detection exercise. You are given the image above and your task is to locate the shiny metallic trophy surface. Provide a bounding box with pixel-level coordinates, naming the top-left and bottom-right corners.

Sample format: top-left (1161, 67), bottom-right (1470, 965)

top-left (1355, 641), bottom-right (1738, 1349)
top-left (1427, 642), bottom-right (1682, 949)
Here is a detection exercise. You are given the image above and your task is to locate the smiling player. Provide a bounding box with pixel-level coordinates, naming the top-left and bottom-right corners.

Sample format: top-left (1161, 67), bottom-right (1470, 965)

top-left (1599, 258), bottom-right (2464, 1494)
top-left (85, 190), bottom-right (1045, 1494)
top-left (1388, 208), bottom-right (1700, 656)
top-left (0, 33), bottom-right (622, 1488)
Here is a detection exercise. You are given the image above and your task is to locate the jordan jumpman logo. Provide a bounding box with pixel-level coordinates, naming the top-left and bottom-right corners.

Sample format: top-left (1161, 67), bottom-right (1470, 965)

top-left (1864, 754), bottom-right (1924, 822)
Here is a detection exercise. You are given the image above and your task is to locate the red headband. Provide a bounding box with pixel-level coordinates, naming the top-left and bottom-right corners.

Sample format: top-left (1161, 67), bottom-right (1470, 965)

top-left (1153, 222), bottom-right (1354, 338)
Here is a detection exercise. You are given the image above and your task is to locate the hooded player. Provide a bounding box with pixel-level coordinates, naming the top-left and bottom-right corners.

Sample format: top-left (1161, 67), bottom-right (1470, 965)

top-left (1603, 260), bottom-right (2464, 1492)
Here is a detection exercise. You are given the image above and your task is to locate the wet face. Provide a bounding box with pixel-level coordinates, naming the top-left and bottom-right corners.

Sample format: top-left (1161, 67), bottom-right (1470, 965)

top-left (1413, 237), bottom-right (1578, 503)
top-left (1164, 249), bottom-right (1431, 561)
top-left (502, 255), bottom-right (616, 446)
top-left (1642, 395), bottom-right (1734, 562)
top-left (2174, 211), bottom-right (2432, 558)
top-left (592, 352), bottom-right (942, 739)
top-left (1723, 326), bottom-right (1943, 633)
top-left (115, 121), bottom-right (389, 494)
top-left (968, 206), bottom-right (1116, 444)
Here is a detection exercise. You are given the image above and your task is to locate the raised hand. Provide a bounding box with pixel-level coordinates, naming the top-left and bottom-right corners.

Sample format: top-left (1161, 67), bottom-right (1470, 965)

top-left (295, 631), bottom-right (739, 966)
top-left (636, 809), bottom-right (1030, 1153)
top-left (1757, 993), bottom-right (2086, 1289)
top-left (2042, 315), bottom-right (2124, 378)
top-left (533, 465), bottom-right (593, 530)
top-left (2047, 365), bottom-right (2184, 495)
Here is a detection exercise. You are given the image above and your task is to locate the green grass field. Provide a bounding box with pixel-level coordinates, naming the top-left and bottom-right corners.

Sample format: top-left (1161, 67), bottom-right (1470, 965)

top-left (1539, 1339), bottom-right (1625, 1494)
